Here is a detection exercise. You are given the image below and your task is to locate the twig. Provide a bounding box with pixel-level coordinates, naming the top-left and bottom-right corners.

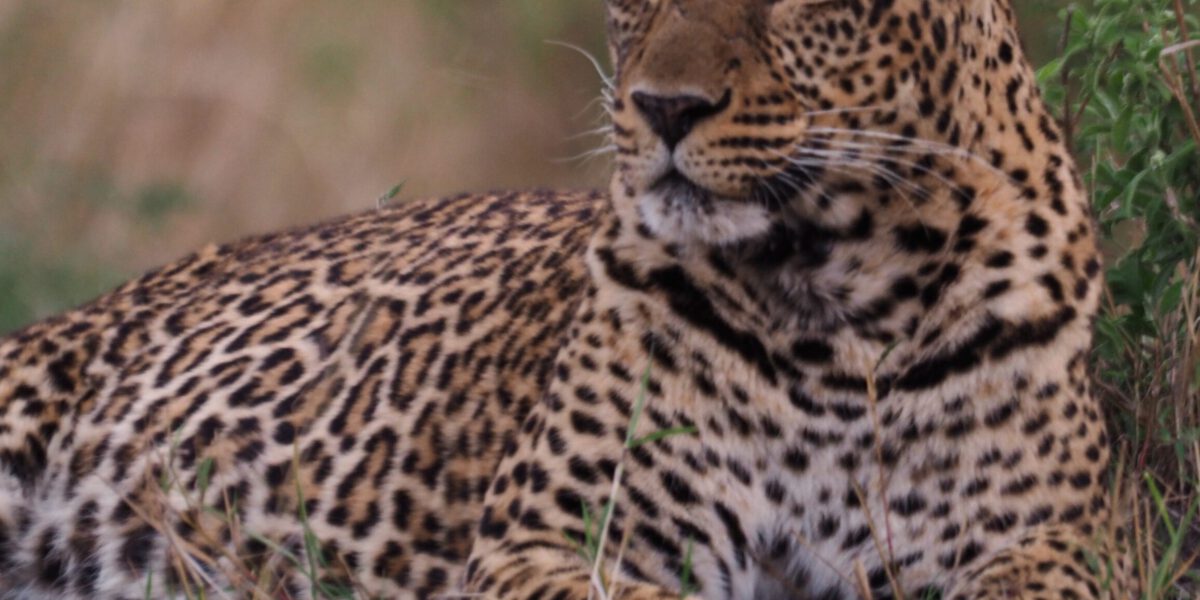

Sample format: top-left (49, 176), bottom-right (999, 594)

top-left (1171, 0), bottom-right (1199, 102)
top-left (864, 345), bottom-right (903, 599)
top-left (1157, 29), bottom-right (1200, 150)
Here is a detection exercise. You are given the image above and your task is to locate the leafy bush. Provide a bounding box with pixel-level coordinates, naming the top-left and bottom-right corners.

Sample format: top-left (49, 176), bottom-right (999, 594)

top-left (1039, 0), bottom-right (1200, 595)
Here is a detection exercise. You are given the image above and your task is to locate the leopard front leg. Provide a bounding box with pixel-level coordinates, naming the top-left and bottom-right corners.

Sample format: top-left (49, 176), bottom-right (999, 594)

top-left (946, 526), bottom-right (1132, 600)
top-left (464, 405), bottom-right (690, 600)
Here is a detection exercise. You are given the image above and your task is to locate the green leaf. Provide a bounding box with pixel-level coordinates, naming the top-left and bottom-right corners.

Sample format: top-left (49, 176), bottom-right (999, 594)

top-left (1111, 105), bottom-right (1134, 152)
top-left (680, 537), bottom-right (696, 596)
top-left (196, 457), bottom-right (215, 497)
top-left (1036, 57), bottom-right (1066, 84)
top-left (625, 363), bottom-right (653, 448)
top-left (1156, 277), bottom-right (1184, 316)
top-left (1119, 168), bottom-right (1154, 215)
top-left (378, 180), bottom-right (406, 208)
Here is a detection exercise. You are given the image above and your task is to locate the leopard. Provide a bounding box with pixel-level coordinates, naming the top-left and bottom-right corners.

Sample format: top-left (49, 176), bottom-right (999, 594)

top-left (0, 0), bottom-right (1131, 598)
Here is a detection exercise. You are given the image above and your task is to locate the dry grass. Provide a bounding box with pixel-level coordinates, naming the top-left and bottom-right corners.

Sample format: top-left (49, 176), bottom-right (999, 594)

top-left (1108, 249), bottom-right (1200, 598)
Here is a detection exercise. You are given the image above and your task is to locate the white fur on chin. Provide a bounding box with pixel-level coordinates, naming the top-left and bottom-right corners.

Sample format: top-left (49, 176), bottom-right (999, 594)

top-left (636, 190), bottom-right (772, 246)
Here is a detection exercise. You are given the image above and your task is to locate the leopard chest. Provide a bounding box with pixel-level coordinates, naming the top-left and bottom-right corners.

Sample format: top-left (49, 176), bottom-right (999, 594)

top-left (581, 327), bottom-right (1097, 599)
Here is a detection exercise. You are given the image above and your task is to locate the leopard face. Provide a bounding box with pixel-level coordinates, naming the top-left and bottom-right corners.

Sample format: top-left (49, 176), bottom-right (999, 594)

top-left (606, 0), bottom-right (1032, 245)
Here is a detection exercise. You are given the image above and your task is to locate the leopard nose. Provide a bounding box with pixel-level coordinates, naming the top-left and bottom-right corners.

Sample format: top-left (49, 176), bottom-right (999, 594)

top-left (632, 89), bottom-right (731, 150)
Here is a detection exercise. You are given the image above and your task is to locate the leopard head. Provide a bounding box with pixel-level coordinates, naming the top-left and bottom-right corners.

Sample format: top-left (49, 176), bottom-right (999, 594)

top-left (604, 0), bottom-right (1063, 247)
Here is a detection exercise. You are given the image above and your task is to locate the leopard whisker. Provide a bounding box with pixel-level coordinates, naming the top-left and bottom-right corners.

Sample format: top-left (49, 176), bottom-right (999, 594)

top-left (795, 139), bottom-right (978, 206)
top-left (572, 96), bottom-right (617, 122)
top-left (800, 104), bottom-right (889, 118)
top-left (818, 137), bottom-right (981, 171)
top-left (806, 126), bottom-right (1013, 183)
top-left (804, 143), bottom-right (965, 198)
top-left (807, 126), bottom-right (967, 154)
top-left (763, 157), bottom-right (840, 211)
top-left (786, 148), bottom-right (935, 201)
top-left (770, 149), bottom-right (928, 219)
top-left (553, 144), bottom-right (618, 165)
top-left (544, 40), bottom-right (615, 92)
top-left (565, 124), bottom-right (616, 142)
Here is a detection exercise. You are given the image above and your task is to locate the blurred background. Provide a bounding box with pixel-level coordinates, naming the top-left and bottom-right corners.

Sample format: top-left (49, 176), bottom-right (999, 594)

top-left (0, 1), bottom-right (1058, 334)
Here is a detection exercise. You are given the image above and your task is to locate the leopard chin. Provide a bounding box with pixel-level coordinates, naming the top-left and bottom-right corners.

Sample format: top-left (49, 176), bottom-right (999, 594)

top-left (635, 173), bottom-right (772, 246)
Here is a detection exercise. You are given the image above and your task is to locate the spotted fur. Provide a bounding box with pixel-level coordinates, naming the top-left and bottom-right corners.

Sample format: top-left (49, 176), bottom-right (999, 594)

top-left (1, 1), bottom-right (1128, 599)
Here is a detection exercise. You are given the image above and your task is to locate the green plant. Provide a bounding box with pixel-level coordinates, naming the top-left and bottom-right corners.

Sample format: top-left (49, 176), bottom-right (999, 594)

top-left (565, 361), bottom-right (698, 599)
top-left (1038, 0), bottom-right (1200, 596)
